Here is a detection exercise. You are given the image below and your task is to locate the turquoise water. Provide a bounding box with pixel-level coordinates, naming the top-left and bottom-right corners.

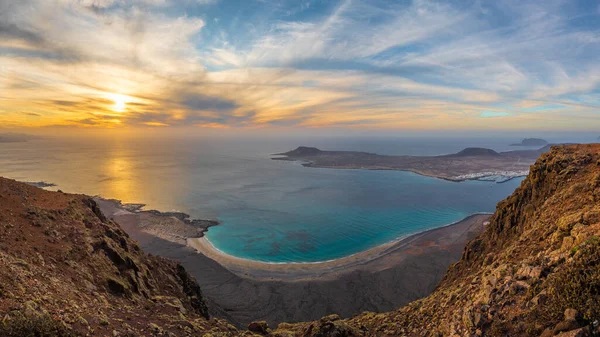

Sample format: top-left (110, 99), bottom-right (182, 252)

top-left (0, 135), bottom-right (529, 262)
top-left (205, 169), bottom-right (522, 262)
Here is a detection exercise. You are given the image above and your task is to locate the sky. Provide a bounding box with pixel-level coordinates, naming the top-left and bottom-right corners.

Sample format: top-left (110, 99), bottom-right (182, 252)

top-left (0, 0), bottom-right (599, 132)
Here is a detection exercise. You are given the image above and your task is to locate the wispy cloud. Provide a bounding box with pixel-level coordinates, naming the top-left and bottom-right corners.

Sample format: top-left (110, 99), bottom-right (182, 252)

top-left (1, 0), bottom-right (599, 130)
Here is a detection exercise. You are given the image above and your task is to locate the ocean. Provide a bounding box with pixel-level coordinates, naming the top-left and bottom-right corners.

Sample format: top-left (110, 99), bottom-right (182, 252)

top-left (0, 134), bottom-right (576, 263)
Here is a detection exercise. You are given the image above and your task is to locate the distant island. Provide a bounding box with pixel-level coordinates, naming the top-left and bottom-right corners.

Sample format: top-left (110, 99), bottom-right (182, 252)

top-left (273, 146), bottom-right (552, 182)
top-left (510, 138), bottom-right (548, 146)
top-left (0, 132), bottom-right (36, 143)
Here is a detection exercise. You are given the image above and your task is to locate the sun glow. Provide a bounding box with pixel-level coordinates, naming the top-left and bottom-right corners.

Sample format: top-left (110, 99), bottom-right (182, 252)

top-left (110, 94), bottom-right (128, 113)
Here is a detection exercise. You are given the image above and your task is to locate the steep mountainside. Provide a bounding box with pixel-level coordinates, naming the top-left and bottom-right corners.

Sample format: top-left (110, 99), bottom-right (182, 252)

top-left (271, 144), bottom-right (600, 336)
top-left (0, 178), bottom-right (237, 336)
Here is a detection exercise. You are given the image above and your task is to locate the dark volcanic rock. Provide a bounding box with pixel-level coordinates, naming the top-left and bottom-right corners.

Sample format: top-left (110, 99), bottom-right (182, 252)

top-left (276, 146), bottom-right (323, 157)
top-left (449, 147), bottom-right (500, 157)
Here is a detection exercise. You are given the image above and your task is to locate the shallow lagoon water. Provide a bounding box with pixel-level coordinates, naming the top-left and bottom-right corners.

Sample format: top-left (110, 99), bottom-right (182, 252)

top-left (0, 136), bottom-right (526, 262)
top-left (204, 168), bottom-right (522, 262)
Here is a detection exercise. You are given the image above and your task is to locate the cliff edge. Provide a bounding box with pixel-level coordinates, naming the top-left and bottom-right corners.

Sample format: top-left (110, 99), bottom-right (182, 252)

top-left (0, 177), bottom-right (236, 336)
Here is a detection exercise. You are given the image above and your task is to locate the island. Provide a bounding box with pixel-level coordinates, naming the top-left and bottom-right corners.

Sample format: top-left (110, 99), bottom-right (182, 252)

top-left (0, 132), bottom-right (36, 143)
top-left (510, 138), bottom-right (548, 146)
top-left (272, 146), bottom-right (552, 182)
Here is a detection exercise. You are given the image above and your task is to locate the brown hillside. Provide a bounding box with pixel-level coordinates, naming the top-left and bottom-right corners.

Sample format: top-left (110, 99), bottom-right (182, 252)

top-left (0, 177), bottom-right (237, 336)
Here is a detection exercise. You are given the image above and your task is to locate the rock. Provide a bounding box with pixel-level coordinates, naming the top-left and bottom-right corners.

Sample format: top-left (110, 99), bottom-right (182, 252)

top-left (248, 321), bottom-right (270, 335)
top-left (516, 265), bottom-right (543, 280)
top-left (554, 320), bottom-right (580, 334)
top-left (303, 319), bottom-right (362, 337)
top-left (320, 314), bottom-right (341, 323)
top-left (564, 309), bottom-right (578, 321)
top-left (473, 312), bottom-right (484, 328)
top-left (540, 328), bottom-right (554, 337)
top-left (562, 236), bottom-right (575, 251)
top-left (529, 266), bottom-right (543, 279)
top-left (555, 327), bottom-right (590, 337)
top-left (486, 276), bottom-right (498, 287)
top-left (531, 290), bottom-right (548, 306)
top-left (106, 277), bottom-right (130, 297)
top-left (509, 280), bottom-right (530, 294)
top-left (148, 323), bottom-right (163, 334)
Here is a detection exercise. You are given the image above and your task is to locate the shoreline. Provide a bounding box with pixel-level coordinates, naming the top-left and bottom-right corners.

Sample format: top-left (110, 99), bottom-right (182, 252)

top-left (95, 192), bottom-right (491, 281)
top-left (93, 197), bottom-right (220, 246)
top-left (188, 213), bottom-right (491, 281)
top-left (96, 192), bottom-right (493, 325)
top-left (300, 163), bottom-right (528, 183)
top-left (273, 157), bottom-right (528, 183)
top-left (93, 195), bottom-right (492, 281)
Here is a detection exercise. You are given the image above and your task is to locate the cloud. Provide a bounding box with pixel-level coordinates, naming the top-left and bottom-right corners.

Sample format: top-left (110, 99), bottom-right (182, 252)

top-left (181, 94), bottom-right (238, 112)
top-left (0, 22), bottom-right (44, 44)
top-left (479, 111), bottom-right (510, 118)
top-left (243, 0), bottom-right (470, 66)
top-left (0, 0), bottom-right (599, 130)
top-left (21, 112), bottom-right (42, 117)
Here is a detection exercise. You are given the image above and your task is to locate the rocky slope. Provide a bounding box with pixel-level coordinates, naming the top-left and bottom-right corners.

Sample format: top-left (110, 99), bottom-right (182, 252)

top-left (268, 144), bottom-right (600, 336)
top-left (0, 177), bottom-right (237, 336)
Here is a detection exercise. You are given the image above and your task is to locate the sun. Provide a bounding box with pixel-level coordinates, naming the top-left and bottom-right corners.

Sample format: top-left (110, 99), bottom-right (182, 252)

top-left (110, 94), bottom-right (128, 113)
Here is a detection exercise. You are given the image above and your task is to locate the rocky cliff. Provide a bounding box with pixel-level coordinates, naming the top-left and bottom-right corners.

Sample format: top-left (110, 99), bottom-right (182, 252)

top-left (0, 177), bottom-right (236, 336)
top-left (268, 144), bottom-right (600, 336)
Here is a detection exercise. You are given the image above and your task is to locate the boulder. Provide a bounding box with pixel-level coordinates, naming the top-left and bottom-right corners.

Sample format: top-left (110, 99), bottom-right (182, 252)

top-left (554, 320), bottom-right (580, 335)
top-left (530, 290), bottom-right (548, 306)
top-left (564, 308), bottom-right (578, 321)
top-left (248, 321), bottom-right (270, 335)
top-left (320, 314), bottom-right (341, 323)
top-left (516, 265), bottom-right (543, 280)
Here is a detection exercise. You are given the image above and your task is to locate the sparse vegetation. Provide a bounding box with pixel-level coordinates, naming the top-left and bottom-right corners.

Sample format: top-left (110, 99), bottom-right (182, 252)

top-left (0, 312), bottom-right (80, 337)
top-left (538, 238), bottom-right (600, 324)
